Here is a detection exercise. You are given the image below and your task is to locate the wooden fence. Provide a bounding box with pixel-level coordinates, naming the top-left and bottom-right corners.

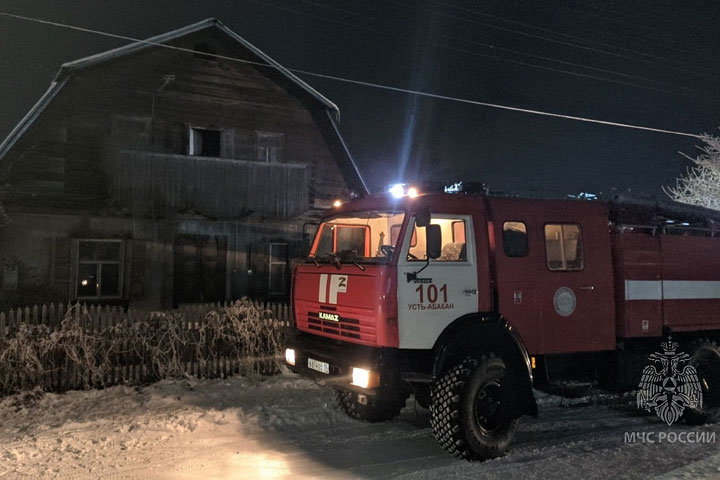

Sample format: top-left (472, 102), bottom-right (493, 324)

top-left (0, 301), bottom-right (293, 332)
top-left (0, 299), bottom-right (294, 395)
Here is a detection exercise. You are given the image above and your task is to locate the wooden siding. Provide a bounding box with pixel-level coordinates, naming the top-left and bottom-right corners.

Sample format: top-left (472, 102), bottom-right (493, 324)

top-left (109, 151), bottom-right (309, 219)
top-left (2, 27), bottom-right (351, 212)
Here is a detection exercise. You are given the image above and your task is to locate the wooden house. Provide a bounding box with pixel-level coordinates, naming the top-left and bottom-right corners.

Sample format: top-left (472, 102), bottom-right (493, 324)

top-left (0, 18), bottom-right (367, 309)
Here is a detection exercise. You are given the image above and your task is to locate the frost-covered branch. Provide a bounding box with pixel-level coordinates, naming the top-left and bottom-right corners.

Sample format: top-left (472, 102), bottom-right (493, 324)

top-left (665, 133), bottom-right (720, 211)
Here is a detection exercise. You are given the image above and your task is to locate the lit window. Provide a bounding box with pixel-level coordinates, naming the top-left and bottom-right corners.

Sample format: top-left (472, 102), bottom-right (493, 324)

top-left (76, 240), bottom-right (123, 298)
top-left (544, 224), bottom-right (583, 271)
top-left (408, 217), bottom-right (468, 262)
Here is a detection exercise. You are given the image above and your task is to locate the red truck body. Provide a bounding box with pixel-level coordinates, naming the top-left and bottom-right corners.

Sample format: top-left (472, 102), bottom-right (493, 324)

top-left (293, 194), bottom-right (720, 354)
top-left (287, 192), bottom-right (720, 460)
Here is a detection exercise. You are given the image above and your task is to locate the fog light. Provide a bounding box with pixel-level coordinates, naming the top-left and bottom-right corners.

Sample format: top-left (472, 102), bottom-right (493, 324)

top-left (285, 348), bottom-right (296, 366)
top-left (351, 367), bottom-right (379, 389)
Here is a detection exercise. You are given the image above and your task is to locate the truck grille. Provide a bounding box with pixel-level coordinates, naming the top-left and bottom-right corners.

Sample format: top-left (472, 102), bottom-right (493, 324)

top-left (307, 311), bottom-right (361, 340)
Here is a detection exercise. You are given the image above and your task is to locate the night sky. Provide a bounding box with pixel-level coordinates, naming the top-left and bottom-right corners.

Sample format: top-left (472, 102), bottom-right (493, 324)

top-left (1, 0), bottom-right (718, 197)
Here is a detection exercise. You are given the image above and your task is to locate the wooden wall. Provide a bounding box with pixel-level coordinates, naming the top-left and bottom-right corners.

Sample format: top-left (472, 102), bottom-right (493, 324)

top-left (3, 27), bottom-right (352, 217)
top-left (109, 151), bottom-right (309, 220)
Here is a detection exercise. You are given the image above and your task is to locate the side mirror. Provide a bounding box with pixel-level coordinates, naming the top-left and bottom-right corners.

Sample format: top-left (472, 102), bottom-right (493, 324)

top-left (415, 206), bottom-right (432, 227)
top-left (426, 224), bottom-right (441, 259)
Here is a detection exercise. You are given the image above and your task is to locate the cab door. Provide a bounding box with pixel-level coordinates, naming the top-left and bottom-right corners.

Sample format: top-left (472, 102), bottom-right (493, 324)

top-left (397, 214), bottom-right (479, 349)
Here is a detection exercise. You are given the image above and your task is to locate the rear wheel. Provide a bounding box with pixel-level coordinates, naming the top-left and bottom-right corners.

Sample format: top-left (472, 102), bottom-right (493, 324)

top-left (685, 341), bottom-right (720, 425)
top-left (334, 387), bottom-right (408, 422)
top-left (430, 354), bottom-right (519, 460)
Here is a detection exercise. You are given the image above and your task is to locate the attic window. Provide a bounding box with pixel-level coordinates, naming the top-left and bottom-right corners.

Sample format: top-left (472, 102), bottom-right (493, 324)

top-left (189, 127), bottom-right (221, 157)
top-left (193, 42), bottom-right (217, 62)
top-left (256, 132), bottom-right (284, 163)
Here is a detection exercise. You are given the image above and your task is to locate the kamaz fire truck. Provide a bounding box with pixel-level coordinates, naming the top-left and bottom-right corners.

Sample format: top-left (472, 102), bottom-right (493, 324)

top-left (285, 187), bottom-right (720, 460)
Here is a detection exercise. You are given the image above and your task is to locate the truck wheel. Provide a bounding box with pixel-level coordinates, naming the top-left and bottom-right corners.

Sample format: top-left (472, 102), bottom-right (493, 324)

top-left (430, 355), bottom-right (519, 460)
top-left (685, 341), bottom-right (720, 425)
top-left (333, 388), bottom-right (408, 422)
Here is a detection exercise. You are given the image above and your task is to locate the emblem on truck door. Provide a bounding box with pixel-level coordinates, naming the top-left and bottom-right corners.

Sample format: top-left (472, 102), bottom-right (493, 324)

top-left (553, 287), bottom-right (576, 316)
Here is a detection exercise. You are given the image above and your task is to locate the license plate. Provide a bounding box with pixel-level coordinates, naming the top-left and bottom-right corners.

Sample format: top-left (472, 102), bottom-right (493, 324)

top-left (308, 358), bottom-right (329, 374)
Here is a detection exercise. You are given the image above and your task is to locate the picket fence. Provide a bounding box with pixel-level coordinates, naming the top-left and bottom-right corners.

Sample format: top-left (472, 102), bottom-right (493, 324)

top-left (0, 301), bottom-right (293, 333)
top-left (0, 300), bottom-right (294, 395)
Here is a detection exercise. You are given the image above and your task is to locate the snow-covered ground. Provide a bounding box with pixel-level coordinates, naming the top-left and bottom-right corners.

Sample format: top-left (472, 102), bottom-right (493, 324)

top-left (1, 371), bottom-right (719, 479)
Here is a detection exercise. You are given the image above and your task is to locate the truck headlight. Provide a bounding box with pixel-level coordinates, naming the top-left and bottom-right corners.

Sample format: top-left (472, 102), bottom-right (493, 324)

top-left (351, 367), bottom-right (379, 389)
top-left (285, 348), bottom-right (296, 366)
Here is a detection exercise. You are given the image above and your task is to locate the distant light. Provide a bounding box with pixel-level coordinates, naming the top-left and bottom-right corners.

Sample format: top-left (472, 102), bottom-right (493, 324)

top-left (389, 184), bottom-right (405, 198)
top-left (444, 181), bottom-right (463, 193)
top-left (333, 199), bottom-right (342, 207)
top-left (407, 187), bottom-right (419, 198)
top-left (81, 280), bottom-right (88, 286)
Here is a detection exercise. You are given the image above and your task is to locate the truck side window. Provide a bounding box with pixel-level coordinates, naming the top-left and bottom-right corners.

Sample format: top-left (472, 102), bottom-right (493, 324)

top-left (502, 222), bottom-right (528, 257)
top-left (544, 223), bottom-right (583, 271)
top-left (408, 217), bottom-right (467, 262)
top-left (391, 224), bottom-right (416, 247)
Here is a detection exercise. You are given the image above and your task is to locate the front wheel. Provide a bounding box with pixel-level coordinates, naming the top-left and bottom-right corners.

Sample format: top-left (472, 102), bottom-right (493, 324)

top-left (430, 354), bottom-right (520, 460)
top-left (334, 387), bottom-right (408, 422)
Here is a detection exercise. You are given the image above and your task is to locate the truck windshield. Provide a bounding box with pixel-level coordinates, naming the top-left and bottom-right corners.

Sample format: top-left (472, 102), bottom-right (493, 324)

top-left (309, 211), bottom-right (406, 264)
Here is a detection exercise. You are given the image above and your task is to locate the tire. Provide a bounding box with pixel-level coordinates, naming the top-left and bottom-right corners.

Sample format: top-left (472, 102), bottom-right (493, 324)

top-left (334, 387), bottom-right (408, 422)
top-left (430, 354), bottom-right (520, 461)
top-left (684, 341), bottom-right (720, 425)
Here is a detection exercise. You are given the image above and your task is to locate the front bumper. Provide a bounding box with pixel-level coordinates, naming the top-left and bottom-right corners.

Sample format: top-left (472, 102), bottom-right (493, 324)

top-left (286, 331), bottom-right (393, 394)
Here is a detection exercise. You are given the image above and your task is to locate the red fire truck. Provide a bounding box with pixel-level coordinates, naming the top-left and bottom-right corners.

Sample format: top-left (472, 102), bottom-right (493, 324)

top-left (285, 188), bottom-right (720, 460)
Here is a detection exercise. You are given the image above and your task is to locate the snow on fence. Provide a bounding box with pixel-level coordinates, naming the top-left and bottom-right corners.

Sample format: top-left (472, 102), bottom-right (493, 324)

top-left (0, 298), bottom-right (294, 395)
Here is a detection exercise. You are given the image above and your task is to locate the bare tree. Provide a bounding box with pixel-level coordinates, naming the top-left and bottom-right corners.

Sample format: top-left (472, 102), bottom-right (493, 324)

top-left (664, 133), bottom-right (720, 211)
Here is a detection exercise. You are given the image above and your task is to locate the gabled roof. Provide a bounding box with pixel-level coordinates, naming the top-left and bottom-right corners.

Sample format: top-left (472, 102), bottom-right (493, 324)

top-left (0, 18), bottom-right (345, 164)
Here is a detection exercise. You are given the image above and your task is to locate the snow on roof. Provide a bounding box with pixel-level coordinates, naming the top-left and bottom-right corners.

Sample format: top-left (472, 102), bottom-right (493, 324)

top-left (0, 18), bottom-right (340, 163)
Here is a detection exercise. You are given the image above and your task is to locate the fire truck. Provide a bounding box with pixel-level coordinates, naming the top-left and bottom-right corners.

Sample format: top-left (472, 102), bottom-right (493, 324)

top-left (285, 187), bottom-right (720, 460)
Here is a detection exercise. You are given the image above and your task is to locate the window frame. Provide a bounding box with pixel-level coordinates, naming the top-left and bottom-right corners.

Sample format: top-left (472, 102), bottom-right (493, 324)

top-left (404, 215), bottom-right (473, 264)
top-left (391, 224), bottom-right (416, 248)
top-left (255, 131), bottom-right (284, 163)
top-left (188, 125), bottom-right (223, 157)
top-left (74, 239), bottom-right (124, 300)
top-left (543, 223), bottom-right (584, 272)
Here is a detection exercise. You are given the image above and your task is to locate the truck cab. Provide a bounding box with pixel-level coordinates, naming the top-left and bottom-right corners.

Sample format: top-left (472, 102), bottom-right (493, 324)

top-left (287, 192), bottom-right (537, 458)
